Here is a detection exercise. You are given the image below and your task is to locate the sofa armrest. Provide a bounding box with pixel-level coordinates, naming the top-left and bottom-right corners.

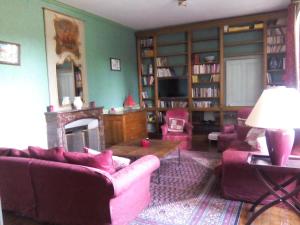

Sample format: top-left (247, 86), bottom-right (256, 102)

top-left (111, 155), bottom-right (160, 196)
top-left (161, 124), bottom-right (168, 136)
top-left (222, 124), bottom-right (235, 133)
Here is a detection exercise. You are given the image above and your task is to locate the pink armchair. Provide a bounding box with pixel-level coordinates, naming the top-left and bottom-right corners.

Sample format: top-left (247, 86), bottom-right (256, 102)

top-left (218, 107), bottom-right (253, 152)
top-left (161, 108), bottom-right (192, 150)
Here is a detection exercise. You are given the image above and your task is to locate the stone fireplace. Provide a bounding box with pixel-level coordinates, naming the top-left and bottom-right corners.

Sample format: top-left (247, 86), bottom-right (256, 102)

top-left (45, 107), bottom-right (105, 151)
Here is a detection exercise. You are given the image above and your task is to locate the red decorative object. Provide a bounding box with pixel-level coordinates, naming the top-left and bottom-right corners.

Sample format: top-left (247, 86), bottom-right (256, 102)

top-left (123, 95), bottom-right (136, 107)
top-left (141, 138), bottom-right (151, 147)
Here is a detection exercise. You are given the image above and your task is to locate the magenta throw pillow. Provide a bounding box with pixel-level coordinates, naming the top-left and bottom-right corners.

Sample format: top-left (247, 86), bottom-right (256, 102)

top-left (64, 150), bottom-right (115, 174)
top-left (168, 118), bottom-right (185, 132)
top-left (28, 146), bottom-right (66, 162)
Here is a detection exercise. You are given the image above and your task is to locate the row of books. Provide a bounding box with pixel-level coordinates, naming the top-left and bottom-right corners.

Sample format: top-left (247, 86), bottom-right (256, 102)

top-left (268, 56), bottom-right (286, 70)
top-left (192, 87), bottom-right (219, 98)
top-left (193, 64), bottom-right (220, 74)
top-left (156, 57), bottom-right (168, 67)
top-left (141, 91), bottom-right (152, 99)
top-left (267, 44), bottom-right (286, 54)
top-left (267, 27), bottom-right (286, 36)
top-left (267, 36), bottom-right (285, 45)
top-left (140, 38), bottom-right (153, 48)
top-left (141, 64), bottom-right (153, 75)
top-left (224, 23), bottom-right (264, 33)
top-left (157, 68), bottom-right (176, 77)
top-left (158, 112), bottom-right (165, 123)
top-left (142, 101), bottom-right (154, 108)
top-left (193, 101), bottom-right (218, 108)
top-left (158, 100), bottom-right (188, 108)
top-left (192, 74), bottom-right (220, 83)
top-left (193, 54), bottom-right (201, 65)
top-left (142, 76), bottom-right (154, 86)
top-left (142, 49), bottom-right (154, 57)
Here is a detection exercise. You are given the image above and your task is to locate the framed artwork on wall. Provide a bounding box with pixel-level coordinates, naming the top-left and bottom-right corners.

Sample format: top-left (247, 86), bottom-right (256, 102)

top-left (110, 58), bottom-right (121, 71)
top-left (0, 41), bottom-right (20, 65)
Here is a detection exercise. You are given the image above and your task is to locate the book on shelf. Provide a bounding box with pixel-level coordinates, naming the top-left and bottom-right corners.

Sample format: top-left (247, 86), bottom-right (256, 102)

top-left (141, 91), bottom-right (150, 98)
top-left (142, 49), bottom-right (154, 57)
top-left (143, 101), bottom-right (153, 108)
top-left (193, 64), bottom-right (220, 74)
top-left (193, 101), bottom-right (217, 108)
top-left (142, 75), bottom-right (154, 86)
top-left (267, 44), bottom-right (286, 54)
top-left (158, 112), bottom-right (165, 123)
top-left (192, 87), bottom-right (219, 98)
top-left (192, 54), bottom-right (201, 64)
top-left (157, 68), bottom-right (176, 77)
top-left (267, 56), bottom-right (286, 70)
top-left (192, 74), bottom-right (220, 83)
top-left (156, 57), bottom-right (168, 67)
top-left (140, 38), bottom-right (153, 48)
top-left (158, 100), bottom-right (188, 108)
top-left (141, 64), bottom-right (154, 75)
top-left (147, 112), bottom-right (156, 123)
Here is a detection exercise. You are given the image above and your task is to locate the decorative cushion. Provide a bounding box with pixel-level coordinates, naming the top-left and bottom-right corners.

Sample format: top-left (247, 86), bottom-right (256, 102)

top-left (245, 128), bottom-right (268, 154)
top-left (83, 147), bottom-right (130, 171)
top-left (64, 150), bottom-right (115, 174)
top-left (0, 148), bottom-right (29, 157)
top-left (28, 146), bottom-right (66, 162)
top-left (168, 118), bottom-right (185, 132)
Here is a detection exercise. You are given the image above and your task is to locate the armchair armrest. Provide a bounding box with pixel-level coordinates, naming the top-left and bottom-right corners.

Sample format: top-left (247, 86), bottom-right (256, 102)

top-left (222, 124), bottom-right (235, 133)
top-left (185, 122), bottom-right (193, 136)
top-left (111, 155), bottom-right (160, 196)
top-left (161, 124), bottom-right (168, 136)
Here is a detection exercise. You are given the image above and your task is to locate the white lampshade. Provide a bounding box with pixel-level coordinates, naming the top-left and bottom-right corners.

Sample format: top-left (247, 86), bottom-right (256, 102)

top-left (246, 87), bottom-right (300, 129)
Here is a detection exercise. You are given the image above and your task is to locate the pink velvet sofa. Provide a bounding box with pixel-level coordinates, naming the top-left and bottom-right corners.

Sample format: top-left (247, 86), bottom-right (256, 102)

top-left (0, 154), bottom-right (160, 225)
top-left (221, 130), bottom-right (300, 203)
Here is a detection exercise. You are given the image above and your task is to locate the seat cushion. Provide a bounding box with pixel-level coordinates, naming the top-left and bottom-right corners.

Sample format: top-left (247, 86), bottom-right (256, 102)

top-left (64, 150), bottom-right (115, 174)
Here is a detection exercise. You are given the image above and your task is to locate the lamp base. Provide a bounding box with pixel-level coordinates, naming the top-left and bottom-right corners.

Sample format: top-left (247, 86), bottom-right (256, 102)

top-left (265, 129), bottom-right (295, 166)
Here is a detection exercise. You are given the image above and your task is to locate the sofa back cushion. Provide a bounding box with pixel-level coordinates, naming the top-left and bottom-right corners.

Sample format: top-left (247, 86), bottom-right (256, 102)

top-left (28, 146), bottom-right (66, 163)
top-left (64, 150), bottom-right (115, 174)
top-left (0, 148), bottom-right (30, 158)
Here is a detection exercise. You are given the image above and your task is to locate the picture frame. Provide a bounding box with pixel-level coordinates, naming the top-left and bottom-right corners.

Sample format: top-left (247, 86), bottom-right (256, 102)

top-left (110, 58), bottom-right (121, 71)
top-left (0, 41), bottom-right (21, 65)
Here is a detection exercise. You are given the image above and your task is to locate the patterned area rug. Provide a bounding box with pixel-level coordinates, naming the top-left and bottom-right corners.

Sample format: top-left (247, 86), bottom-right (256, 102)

top-left (131, 152), bottom-right (242, 225)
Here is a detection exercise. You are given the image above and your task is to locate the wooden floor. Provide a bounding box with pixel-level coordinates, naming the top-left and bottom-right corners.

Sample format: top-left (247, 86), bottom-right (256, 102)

top-left (2, 137), bottom-right (300, 225)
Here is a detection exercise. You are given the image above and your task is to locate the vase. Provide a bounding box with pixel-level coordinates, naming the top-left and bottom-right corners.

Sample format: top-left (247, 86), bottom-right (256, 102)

top-left (73, 96), bottom-right (83, 110)
top-left (266, 129), bottom-right (295, 166)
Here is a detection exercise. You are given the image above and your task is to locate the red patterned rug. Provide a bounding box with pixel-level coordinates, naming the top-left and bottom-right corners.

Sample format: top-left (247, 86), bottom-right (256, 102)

top-left (131, 152), bottom-right (242, 225)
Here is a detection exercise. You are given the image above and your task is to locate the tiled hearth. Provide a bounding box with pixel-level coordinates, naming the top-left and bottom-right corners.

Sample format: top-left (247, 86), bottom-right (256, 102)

top-left (45, 107), bottom-right (105, 151)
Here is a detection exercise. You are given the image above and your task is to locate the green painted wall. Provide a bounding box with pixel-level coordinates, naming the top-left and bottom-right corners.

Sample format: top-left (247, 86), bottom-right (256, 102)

top-left (0, 0), bottom-right (138, 148)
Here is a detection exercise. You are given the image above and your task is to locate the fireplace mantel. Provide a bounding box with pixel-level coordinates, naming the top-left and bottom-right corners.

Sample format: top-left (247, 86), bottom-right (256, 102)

top-left (45, 107), bottom-right (105, 150)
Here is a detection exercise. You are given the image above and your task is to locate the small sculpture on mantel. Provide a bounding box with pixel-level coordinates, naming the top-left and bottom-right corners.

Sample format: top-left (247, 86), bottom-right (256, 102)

top-left (73, 96), bottom-right (83, 110)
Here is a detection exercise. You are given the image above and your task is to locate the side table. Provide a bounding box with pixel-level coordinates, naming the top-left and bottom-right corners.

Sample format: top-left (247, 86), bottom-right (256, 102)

top-left (246, 154), bottom-right (300, 225)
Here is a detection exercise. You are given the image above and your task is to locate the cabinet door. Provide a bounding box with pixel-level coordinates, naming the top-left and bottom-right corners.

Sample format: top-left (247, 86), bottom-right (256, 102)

top-left (104, 116), bottom-right (124, 147)
top-left (124, 112), bottom-right (147, 141)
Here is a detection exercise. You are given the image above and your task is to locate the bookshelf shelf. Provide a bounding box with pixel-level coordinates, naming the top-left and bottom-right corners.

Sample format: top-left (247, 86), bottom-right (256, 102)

top-left (157, 64), bottom-right (188, 68)
top-left (193, 49), bottom-right (220, 54)
top-left (224, 28), bottom-right (263, 35)
top-left (159, 97), bottom-right (188, 100)
top-left (157, 52), bottom-right (188, 57)
top-left (157, 76), bottom-right (187, 80)
top-left (157, 40), bottom-right (187, 46)
top-left (192, 37), bottom-right (219, 43)
top-left (224, 40), bottom-right (263, 47)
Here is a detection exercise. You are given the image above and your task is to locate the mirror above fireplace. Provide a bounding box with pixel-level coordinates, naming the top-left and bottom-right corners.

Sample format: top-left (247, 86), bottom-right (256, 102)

top-left (44, 9), bottom-right (88, 109)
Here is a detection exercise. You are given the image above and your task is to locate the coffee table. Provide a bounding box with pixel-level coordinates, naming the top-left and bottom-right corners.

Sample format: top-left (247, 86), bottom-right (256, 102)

top-left (110, 139), bottom-right (181, 164)
top-left (110, 139), bottom-right (181, 183)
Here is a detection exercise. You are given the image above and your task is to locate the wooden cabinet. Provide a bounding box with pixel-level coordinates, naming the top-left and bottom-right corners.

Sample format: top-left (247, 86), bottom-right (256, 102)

top-left (104, 110), bottom-right (147, 147)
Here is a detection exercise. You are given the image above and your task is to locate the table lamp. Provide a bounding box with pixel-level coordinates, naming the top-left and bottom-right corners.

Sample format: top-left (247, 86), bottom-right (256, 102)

top-left (246, 87), bottom-right (300, 166)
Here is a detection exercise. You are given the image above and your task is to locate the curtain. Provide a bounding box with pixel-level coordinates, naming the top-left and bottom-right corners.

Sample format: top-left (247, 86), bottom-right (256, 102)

top-left (283, 1), bottom-right (300, 88)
